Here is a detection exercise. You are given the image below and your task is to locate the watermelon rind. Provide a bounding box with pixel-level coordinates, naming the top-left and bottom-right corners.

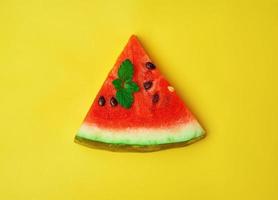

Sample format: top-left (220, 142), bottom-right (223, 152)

top-left (75, 120), bottom-right (205, 152)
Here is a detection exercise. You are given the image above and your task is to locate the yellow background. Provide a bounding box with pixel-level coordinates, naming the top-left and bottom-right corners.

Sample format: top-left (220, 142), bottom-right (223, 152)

top-left (1, 0), bottom-right (277, 199)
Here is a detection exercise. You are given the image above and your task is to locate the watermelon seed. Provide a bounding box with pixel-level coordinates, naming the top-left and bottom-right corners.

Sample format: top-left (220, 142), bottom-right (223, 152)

top-left (168, 86), bottom-right (175, 92)
top-left (145, 62), bottom-right (156, 70)
top-left (98, 96), bottom-right (106, 106)
top-left (110, 97), bottom-right (118, 107)
top-left (152, 93), bottom-right (159, 104)
top-left (143, 81), bottom-right (153, 90)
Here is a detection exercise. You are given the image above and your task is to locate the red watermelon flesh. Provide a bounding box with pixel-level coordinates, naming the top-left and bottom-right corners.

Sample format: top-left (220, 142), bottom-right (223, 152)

top-left (75, 35), bottom-right (205, 151)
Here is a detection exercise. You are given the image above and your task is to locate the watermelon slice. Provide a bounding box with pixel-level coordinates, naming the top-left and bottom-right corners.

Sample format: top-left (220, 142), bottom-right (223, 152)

top-left (75, 35), bottom-right (205, 152)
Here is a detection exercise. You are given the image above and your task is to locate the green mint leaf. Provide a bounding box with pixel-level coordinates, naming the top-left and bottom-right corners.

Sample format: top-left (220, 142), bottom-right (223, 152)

top-left (124, 80), bottom-right (139, 92)
top-left (112, 78), bottom-right (122, 90)
top-left (118, 59), bottom-right (134, 81)
top-left (116, 89), bottom-right (134, 109)
top-left (112, 59), bottom-right (139, 109)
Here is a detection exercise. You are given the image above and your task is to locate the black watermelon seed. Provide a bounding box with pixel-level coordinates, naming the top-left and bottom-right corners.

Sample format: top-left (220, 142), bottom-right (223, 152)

top-left (145, 62), bottom-right (156, 70)
top-left (98, 96), bottom-right (106, 106)
top-left (110, 97), bottom-right (118, 107)
top-left (143, 81), bottom-right (153, 90)
top-left (152, 93), bottom-right (159, 104)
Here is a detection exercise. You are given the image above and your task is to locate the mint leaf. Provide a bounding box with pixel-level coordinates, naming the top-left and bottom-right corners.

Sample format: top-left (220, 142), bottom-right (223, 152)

top-left (112, 59), bottom-right (139, 109)
top-left (118, 59), bottom-right (133, 81)
top-left (116, 89), bottom-right (134, 108)
top-left (124, 80), bottom-right (139, 93)
top-left (112, 78), bottom-right (122, 90)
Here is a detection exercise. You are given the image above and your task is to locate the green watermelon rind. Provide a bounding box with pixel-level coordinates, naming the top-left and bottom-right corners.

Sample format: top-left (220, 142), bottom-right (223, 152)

top-left (75, 120), bottom-right (205, 151)
top-left (74, 134), bottom-right (205, 152)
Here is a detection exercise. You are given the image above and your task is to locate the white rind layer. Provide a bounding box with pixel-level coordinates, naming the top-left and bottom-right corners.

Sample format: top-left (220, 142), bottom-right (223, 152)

top-left (76, 120), bottom-right (205, 146)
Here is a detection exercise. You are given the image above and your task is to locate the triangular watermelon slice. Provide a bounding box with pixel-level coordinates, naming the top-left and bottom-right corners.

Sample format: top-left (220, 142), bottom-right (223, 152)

top-left (75, 35), bottom-right (205, 152)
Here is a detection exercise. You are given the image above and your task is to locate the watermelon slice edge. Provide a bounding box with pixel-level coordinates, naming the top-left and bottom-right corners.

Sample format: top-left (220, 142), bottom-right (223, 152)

top-left (76, 120), bottom-right (204, 146)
